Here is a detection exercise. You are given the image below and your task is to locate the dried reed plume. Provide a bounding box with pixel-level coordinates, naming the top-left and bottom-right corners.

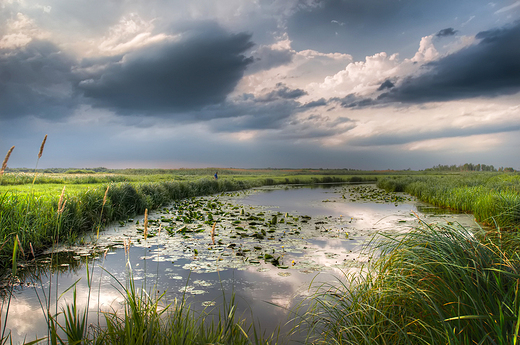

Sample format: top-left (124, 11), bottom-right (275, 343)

top-left (102, 185), bottom-right (109, 206)
top-left (30, 243), bottom-right (35, 260)
top-left (211, 222), bottom-right (216, 245)
top-left (0, 146), bottom-right (15, 176)
top-left (38, 134), bottom-right (47, 159)
top-left (124, 239), bottom-right (131, 255)
top-left (16, 235), bottom-right (25, 258)
top-left (33, 134), bottom-right (48, 184)
top-left (58, 186), bottom-right (66, 214)
top-left (144, 209), bottom-right (149, 240)
top-left (95, 186), bottom-right (110, 239)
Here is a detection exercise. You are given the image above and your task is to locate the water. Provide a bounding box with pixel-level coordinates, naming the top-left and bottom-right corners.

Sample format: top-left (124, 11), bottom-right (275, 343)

top-left (2, 184), bottom-right (478, 343)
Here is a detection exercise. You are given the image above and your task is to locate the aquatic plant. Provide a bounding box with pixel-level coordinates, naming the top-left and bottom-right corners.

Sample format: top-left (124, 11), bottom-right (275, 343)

top-left (97, 269), bottom-right (268, 345)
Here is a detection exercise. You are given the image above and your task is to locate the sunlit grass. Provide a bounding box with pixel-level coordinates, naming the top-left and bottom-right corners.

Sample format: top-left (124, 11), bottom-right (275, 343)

top-left (303, 222), bottom-right (520, 344)
top-left (377, 173), bottom-right (520, 230)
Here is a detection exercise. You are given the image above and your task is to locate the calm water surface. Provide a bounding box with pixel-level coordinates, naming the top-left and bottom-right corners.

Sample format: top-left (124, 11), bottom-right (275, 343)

top-left (2, 184), bottom-right (478, 343)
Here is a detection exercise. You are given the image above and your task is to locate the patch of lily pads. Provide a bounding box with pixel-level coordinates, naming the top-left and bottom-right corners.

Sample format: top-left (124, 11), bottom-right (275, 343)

top-left (95, 186), bottom-right (377, 275)
top-left (334, 184), bottom-right (414, 204)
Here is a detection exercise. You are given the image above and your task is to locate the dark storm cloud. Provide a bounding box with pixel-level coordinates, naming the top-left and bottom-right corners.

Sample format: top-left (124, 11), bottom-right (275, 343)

top-left (202, 91), bottom-right (354, 138)
top-left (287, 0), bottom-right (492, 59)
top-left (279, 113), bottom-right (354, 139)
top-left (203, 99), bottom-right (354, 140)
top-left (0, 40), bottom-right (77, 120)
top-left (436, 27), bottom-right (457, 37)
top-left (377, 79), bottom-right (395, 91)
top-left (77, 25), bottom-right (255, 114)
top-left (275, 86), bottom-right (307, 99)
top-left (377, 21), bottom-right (520, 103)
top-left (302, 98), bottom-right (327, 108)
top-left (342, 98), bottom-right (377, 108)
top-left (331, 94), bottom-right (377, 108)
top-left (202, 96), bottom-right (303, 132)
top-left (256, 83), bottom-right (307, 102)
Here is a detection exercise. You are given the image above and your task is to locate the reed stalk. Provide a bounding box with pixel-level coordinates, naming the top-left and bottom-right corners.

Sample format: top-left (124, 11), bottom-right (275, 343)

top-left (0, 146), bottom-right (14, 178)
top-left (211, 222), bottom-right (216, 245)
top-left (143, 208), bottom-right (148, 240)
top-left (32, 135), bottom-right (47, 185)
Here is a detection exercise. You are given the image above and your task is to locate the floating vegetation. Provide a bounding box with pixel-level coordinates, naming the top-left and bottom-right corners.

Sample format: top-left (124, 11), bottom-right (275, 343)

top-left (179, 285), bottom-right (207, 295)
top-left (92, 187), bottom-right (385, 275)
top-left (338, 184), bottom-right (414, 204)
top-left (202, 300), bottom-right (216, 307)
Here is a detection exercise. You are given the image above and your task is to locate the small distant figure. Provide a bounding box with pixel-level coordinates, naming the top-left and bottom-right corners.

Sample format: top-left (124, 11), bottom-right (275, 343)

top-left (214, 172), bottom-right (218, 180)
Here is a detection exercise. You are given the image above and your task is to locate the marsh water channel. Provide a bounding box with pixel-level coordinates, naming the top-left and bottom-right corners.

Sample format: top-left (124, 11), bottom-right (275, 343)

top-left (3, 183), bottom-right (480, 343)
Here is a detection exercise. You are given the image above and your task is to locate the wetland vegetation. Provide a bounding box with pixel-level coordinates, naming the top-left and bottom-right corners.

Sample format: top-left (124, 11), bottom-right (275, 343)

top-left (377, 174), bottom-right (520, 234)
top-left (1, 160), bottom-right (519, 344)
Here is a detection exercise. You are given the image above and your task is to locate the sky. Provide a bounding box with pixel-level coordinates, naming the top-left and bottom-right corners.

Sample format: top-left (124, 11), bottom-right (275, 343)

top-left (1, 0), bottom-right (520, 170)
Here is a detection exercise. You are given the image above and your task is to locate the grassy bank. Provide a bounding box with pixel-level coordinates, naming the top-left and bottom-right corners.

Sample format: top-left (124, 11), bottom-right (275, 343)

top-left (304, 222), bottom-right (520, 344)
top-left (377, 173), bottom-right (520, 230)
top-left (0, 168), bottom-right (386, 186)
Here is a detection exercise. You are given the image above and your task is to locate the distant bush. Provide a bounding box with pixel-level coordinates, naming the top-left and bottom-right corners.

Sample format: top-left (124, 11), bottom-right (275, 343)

top-left (65, 169), bottom-right (96, 174)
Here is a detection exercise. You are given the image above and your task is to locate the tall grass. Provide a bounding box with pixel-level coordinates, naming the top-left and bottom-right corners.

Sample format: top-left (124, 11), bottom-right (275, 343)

top-left (9, 260), bottom-right (272, 344)
top-left (304, 222), bottom-right (520, 344)
top-left (377, 174), bottom-right (520, 230)
top-left (96, 267), bottom-right (267, 345)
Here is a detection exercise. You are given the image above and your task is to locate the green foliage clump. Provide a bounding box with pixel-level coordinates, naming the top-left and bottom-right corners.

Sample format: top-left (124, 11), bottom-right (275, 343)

top-left (95, 273), bottom-right (264, 345)
top-left (305, 223), bottom-right (520, 344)
top-left (377, 173), bottom-right (520, 229)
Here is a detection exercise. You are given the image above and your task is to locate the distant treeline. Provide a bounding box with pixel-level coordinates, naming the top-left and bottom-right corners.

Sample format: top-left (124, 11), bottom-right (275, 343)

top-left (5, 165), bottom-right (517, 174)
top-left (4, 167), bottom-right (375, 175)
top-left (5, 167), bottom-right (112, 174)
top-left (425, 163), bottom-right (516, 172)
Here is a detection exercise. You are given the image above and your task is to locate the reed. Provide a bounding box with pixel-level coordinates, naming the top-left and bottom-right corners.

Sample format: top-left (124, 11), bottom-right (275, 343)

top-left (0, 146), bottom-right (14, 178)
top-left (38, 135), bottom-right (47, 160)
top-left (211, 221), bottom-right (216, 245)
top-left (143, 208), bottom-right (149, 240)
top-left (32, 135), bottom-right (48, 185)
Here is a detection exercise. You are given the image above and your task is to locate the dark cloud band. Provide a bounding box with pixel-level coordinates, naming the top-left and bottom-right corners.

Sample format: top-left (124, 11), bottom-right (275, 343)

top-left (0, 40), bottom-right (76, 120)
top-left (77, 28), bottom-right (254, 114)
top-left (380, 21), bottom-right (520, 103)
